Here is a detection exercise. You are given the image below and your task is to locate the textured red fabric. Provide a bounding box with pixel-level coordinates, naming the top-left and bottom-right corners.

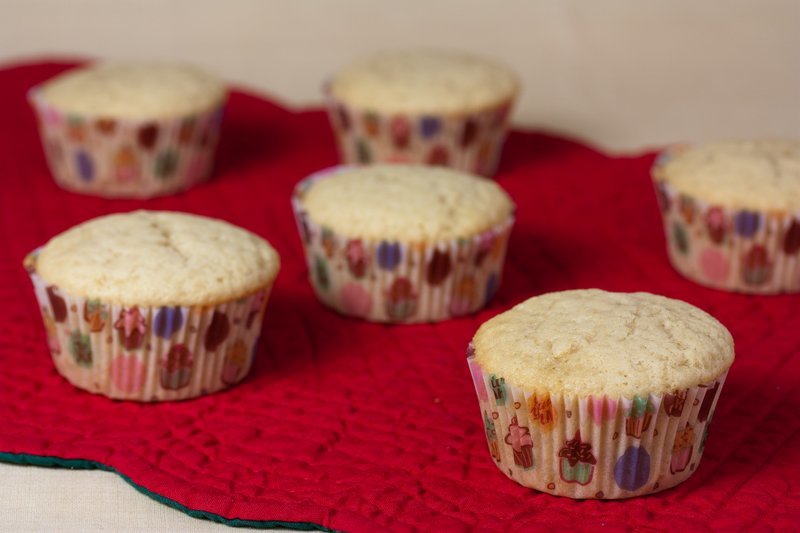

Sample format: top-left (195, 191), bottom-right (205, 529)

top-left (1, 61), bottom-right (799, 531)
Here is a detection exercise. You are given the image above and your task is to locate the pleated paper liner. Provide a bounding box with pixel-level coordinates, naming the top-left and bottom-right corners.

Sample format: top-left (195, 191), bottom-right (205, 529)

top-left (28, 87), bottom-right (226, 199)
top-left (652, 149), bottom-right (800, 294)
top-left (324, 81), bottom-right (515, 178)
top-left (467, 351), bottom-right (728, 499)
top-left (292, 167), bottom-right (514, 323)
top-left (25, 249), bottom-right (273, 401)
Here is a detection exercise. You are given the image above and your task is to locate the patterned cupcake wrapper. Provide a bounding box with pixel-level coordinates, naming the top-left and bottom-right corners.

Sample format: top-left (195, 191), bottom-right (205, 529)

top-left (324, 81), bottom-right (515, 178)
top-left (25, 249), bottom-right (274, 401)
top-left (468, 351), bottom-right (728, 499)
top-left (28, 87), bottom-right (226, 199)
top-left (652, 147), bottom-right (800, 294)
top-left (291, 167), bottom-right (515, 323)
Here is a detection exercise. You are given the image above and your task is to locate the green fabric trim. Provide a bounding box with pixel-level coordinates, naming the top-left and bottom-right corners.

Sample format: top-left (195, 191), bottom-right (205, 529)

top-left (0, 451), bottom-right (332, 531)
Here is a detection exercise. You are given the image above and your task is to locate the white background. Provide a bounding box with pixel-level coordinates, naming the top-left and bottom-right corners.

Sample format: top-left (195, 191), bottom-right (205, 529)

top-left (1, 1), bottom-right (798, 531)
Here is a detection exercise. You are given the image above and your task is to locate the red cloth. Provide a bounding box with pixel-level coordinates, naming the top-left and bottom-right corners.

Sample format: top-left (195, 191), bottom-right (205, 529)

top-left (1, 62), bottom-right (798, 531)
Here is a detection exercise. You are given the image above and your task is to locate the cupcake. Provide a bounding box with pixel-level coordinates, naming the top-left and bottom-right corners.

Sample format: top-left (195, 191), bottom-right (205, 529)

top-left (29, 62), bottom-right (227, 198)
top-left (291, 164), bottom-right (515, 323)
top-left (326, 49), bottom-right (519, 177)
top-left (652, 140), bottom-right (800, 293)
top-left (467, 289), bottom-right (734, 499)
top-left (24, 211), bottom-right (280, 401)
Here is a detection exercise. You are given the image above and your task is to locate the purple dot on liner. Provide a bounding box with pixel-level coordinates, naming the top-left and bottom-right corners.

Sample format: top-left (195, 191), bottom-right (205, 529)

top-left (377, 241), bottom-right (402, 271)
top-left (420, 116), bottom-right (442, 138)
top-left (154, 307), bottom-right (184, 339)
top-left (734, 210), bottom-right (760, 238)
top-left (75, 150), bottom-right (94, 182)
top-left (484, 273), bottom-right (499, 305)
top-left (614, 446), bottom-right (651, 491)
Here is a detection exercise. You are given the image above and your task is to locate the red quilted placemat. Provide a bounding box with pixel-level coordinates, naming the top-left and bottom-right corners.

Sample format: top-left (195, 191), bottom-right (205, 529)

top-left (1, 61), bottom-right (798, 531)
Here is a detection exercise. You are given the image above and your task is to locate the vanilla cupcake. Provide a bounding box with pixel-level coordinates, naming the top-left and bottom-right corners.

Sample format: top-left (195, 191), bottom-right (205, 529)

top-left (326, 49), bottom-right (519, 177)
top-left (467, 289), bottom-right (734, 499)
top-left (29, 62), bottom-right (227, 198)
top-left (652, 140), bottom-right (800, 293)
top-left (292, 165), bottom-right (515, 322)
top-left (24, 211), bottom-right (280, 401)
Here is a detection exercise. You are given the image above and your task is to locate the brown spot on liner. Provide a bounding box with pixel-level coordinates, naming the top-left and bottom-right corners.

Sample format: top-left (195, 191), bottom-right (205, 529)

top-left (460, 119), bottom-right (478, 147)
top-left (95, 118), bottom-right (116, 135)
top-left (138, 123), bottom-right (159, 149)
top-left (179, 118), bottom-right (195, 143)
top-left (46, 287), bottom-right (67, 322)
top-left (426, 249), bottom-right (452, 285)
top-left (204, 311), bottom-right (230, 351)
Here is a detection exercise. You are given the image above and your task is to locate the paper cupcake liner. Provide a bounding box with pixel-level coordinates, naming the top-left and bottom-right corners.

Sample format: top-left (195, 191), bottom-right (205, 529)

top-left (652, 148), bottom-right (800, 294)
top-left (291, 167), bottom-right (515, 323)
top-left (467, 350), bottom-right (728, 499)
top-left (324, 82), bottom-right (514, 178)
top-left (28, 88), bottom-right (226, 199)
top-left (25, 249), bottom-right (273, 401)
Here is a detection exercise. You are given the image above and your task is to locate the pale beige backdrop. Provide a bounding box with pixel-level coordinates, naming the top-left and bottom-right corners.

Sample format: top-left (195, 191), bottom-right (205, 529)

top-left (1, 1), bottom-right (798, 532)
top-left (2, 0), bottom-right (798, 152)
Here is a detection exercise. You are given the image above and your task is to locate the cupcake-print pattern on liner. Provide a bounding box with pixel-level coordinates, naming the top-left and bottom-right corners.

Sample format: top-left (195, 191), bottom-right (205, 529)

top-left (652, 150), bottom-right (800, 294)
top-left (25, 250), bottom-right (273, 401)
top-left (324, 83), bottom-right (514, 178)
top-left (28, 88), bottom-right (225, 199)
top-left (467, 349), bottom-right (727, 499)
top-left (292, 168), bottom-right (514, 323)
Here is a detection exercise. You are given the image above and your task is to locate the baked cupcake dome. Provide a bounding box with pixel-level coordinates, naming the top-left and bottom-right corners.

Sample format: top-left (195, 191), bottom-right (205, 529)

top-left (29, 62), bottom-right (227, 198)
top-left (25, 211), bottom-right (280, 401)
top-left (292, 164), bottom-right (515, 323)
top-left (326, 49), bottom-right (519, 177)
top-left (468, 289), bottom-right (734, 499)
top-left (652, 140), bottom-right (800, 293)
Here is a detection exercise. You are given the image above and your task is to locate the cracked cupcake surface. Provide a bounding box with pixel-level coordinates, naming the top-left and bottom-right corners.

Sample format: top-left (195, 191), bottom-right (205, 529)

top-left (654, 140), bottom-right (800, 212)
top-left (299, 165), bottom-right (514, 241)
top-left (472, 289), bottom-right (734, 398)
top-left (38, 62), bottom-right (226, 119)
top-left (330, 48), bottom-right (518, 115)
top-left (36, 211), bottom-right (279, 307)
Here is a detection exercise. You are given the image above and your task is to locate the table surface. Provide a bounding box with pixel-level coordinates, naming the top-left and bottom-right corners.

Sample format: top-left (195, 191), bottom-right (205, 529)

top-left (0, 462), bottom-right (279, 532)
